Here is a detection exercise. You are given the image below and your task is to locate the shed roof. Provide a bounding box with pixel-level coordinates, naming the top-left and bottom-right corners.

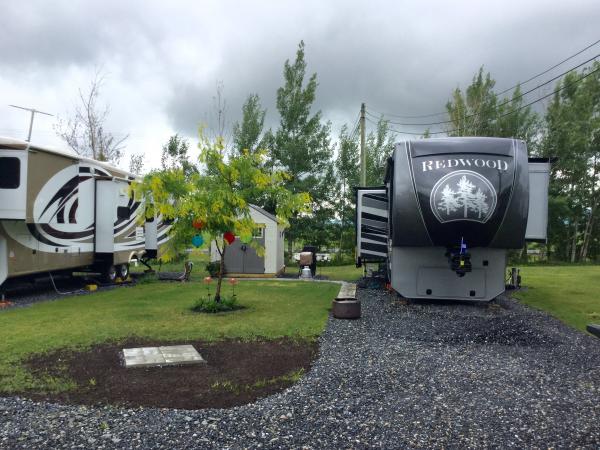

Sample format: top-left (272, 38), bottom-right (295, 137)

top-left (249, 204), bottom-right (278, 223)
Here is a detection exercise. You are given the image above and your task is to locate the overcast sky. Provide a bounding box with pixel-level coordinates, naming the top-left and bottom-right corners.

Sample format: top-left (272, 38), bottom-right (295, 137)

top-left (1, 0), bottom-right (599, 171)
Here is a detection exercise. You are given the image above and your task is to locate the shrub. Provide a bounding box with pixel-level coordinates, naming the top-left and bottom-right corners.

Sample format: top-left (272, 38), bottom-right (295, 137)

top-left (205, 261), bottom-right (221, 277)
top-left (191, 295), bottom-right (243, 313)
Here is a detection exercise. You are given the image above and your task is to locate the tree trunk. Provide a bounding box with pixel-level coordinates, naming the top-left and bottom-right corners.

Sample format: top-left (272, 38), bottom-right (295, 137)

top-left (581, 215), bottom-right (595, 261)
top-left (287, 235), bottom-right (293, 260)
top-left (570, 220), bottom-right (578, 263)
top-left (215, 245), bottom-right (226, 302)
top-left (580, 196), bottom-right (596, 261)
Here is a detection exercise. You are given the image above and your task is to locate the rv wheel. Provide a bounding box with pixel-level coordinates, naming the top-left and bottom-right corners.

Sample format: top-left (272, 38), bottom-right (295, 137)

top-left (104, 265), bottom-right (117, 283)
top-left (119, 263), bottom-right (130, 280)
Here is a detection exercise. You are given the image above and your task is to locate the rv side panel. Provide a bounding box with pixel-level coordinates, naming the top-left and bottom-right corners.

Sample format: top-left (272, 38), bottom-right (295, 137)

top-left (356, 188), bottom-right (388, 263)
top-left (525, 160), bottom-right (550, 242)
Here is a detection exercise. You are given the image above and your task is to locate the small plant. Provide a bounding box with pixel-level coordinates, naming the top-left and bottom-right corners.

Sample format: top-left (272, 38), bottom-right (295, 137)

top-left (100, 421), bottom-right (109, 431)
top-left (191, 295), bottom-right (244, 313)
top-left (210, 380), bottom-right (238, 393)
top-left (88, 377), bottom-right (97, 387)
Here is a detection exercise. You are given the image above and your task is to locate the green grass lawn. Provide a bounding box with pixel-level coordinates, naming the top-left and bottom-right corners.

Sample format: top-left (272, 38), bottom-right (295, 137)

top-left (513, 265), bottom-right (600, 332)
top-left (318, 264), bottom-right (364, 282)
top-left (0, 280), bottom-right (338, 394)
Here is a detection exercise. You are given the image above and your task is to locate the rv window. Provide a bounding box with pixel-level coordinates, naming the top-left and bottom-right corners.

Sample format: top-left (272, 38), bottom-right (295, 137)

top-left (117, 206), bottom-right (130, 220)
top-left (0, 157), bottom-right (20, 189)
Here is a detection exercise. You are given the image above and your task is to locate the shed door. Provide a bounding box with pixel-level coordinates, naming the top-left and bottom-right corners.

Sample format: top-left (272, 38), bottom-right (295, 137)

top-left (242, 236), bottom-right (265, 273)
top-left (224, 236), bottom-right (265, 274)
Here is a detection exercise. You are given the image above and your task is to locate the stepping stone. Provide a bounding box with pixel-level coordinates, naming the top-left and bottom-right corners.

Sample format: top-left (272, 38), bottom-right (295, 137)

top-left (587, 324), bottom-right (600, 338)
top-left (122, 345), bottom-right (206, 368)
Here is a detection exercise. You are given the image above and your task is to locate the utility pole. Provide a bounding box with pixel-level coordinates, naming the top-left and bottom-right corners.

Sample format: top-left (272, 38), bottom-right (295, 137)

top-left (360, 102), bottom-right (366, 185)
top-left (9, 105), bottom-right (53, 142)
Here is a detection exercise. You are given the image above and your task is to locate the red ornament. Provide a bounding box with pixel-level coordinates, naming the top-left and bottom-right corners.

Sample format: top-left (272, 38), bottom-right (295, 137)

top-left (229, 277), bottom-right (238, 285)
top-left (203, 276), bottom-right (212, 284)
top-left (192, 218), bottom-right (204, 230)
top-left (223, 231), bottom-right (235, 245)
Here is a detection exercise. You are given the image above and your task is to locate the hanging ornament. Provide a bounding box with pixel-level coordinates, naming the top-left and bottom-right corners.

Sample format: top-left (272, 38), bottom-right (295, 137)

top-left (192, 218), bottom-right (204, 230)
top-left (191, 234), bottom-right (204, 248)
top-left (240, 232), bottom-right (253, 244)
top-left (223, 231), bottom-right (235, 245)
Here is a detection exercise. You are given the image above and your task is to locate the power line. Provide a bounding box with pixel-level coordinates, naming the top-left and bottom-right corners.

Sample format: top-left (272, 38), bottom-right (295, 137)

top-left (368, 53), bottom-right (599, 127)
top-left (496, 37), bottom-right (600, 96)
top-left (368, 37), bottom-right (600, 120)
top-left (349, 112), bottom-right (361, 140)
top-left (379, 64), bottom-right (600, 137)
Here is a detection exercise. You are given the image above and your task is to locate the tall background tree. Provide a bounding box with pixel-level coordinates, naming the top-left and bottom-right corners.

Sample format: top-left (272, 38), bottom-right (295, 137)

top-left (232, 94), bottom-right (267, 156)
top-left (445, 67), bottom-right (540, 149)
top-left (267, 41), bottom-right (334, 253)
top-left (55, 70), bottom-right (127, 163)
top-left (541, 62), bottom-right (600, 262)
top-left (161, 134), bottom-right (196, 176)
top-left (365, 116), bottom-right (395, 185)
top-left (334, 124), bottom-right (360, 255)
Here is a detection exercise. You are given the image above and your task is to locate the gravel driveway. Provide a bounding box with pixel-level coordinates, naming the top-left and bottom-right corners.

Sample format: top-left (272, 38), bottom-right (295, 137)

top-left (1, 288), bottom-right (599, 449)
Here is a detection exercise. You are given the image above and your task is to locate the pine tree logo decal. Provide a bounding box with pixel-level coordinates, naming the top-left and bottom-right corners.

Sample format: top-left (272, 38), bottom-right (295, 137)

top-left (430, 170), bottom-right (497, 223)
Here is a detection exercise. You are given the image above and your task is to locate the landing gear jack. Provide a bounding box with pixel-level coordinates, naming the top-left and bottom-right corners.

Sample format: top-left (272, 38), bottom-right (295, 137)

top-left (140, 258), bottom-right (155, 274)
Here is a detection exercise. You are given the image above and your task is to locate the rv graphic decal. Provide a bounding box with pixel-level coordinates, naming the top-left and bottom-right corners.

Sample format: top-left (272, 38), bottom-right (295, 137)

top-left (430, 170), bottom-right (497, 224)
top-left (4, 163), bottom-right (148, 254)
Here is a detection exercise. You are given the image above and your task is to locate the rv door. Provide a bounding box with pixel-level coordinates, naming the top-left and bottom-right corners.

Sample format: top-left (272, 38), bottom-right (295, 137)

top-left (356, 188), bottom-right (389, 265)
top-left (95, 178), bottom-right (116, 260)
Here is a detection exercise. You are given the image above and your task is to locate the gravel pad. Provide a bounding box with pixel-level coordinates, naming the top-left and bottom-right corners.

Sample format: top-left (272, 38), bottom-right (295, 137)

top-left (1, 289), bottom-right (599, 449)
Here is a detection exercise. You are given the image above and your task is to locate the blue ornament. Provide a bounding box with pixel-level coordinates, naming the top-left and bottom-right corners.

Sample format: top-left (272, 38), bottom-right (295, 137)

top-left (191, 234), bottom-right (204, 248)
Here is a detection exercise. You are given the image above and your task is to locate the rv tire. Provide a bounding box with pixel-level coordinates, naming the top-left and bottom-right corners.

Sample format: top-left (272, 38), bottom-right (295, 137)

top-left (119, 263), bottom-right (130, 280)
top-left (104, 265), bottom-right (117, 283)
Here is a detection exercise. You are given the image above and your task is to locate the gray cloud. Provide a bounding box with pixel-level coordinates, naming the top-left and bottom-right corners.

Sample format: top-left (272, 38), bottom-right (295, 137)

top-left (1, 0), bottom-right (599, 166)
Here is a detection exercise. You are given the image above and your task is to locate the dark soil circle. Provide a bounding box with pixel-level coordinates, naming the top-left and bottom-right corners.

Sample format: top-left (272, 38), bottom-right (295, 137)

top-left (23, 338), bottom-right (317, 410)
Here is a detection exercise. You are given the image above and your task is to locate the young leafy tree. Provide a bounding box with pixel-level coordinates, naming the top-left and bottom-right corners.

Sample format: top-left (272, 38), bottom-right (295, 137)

top-left (268, 41), bottom-right (334, 253)
top-left (232, 94), bottom-right (267, 156)
top-left (136, 131), bottom-right (310, 301)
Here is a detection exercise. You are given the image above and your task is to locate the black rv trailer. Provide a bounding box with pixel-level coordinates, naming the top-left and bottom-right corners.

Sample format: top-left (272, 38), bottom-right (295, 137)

top-left (356, 137), bottom-right (550, 301)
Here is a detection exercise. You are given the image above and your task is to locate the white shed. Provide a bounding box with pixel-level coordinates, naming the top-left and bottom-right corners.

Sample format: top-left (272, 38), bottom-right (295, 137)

top-left (210, 204), bottom-right (285, 276)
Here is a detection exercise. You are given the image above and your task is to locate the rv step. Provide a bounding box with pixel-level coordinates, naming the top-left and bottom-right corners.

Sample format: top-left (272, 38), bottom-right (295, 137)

top-left (587, 324), bottom-right (600, 338)
top-left (336, 282), bottom-right (357, 300)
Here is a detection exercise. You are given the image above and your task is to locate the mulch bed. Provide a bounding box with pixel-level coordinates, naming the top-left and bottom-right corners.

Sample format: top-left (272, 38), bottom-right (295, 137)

top-left (22, 338), bottom-right (318, 410)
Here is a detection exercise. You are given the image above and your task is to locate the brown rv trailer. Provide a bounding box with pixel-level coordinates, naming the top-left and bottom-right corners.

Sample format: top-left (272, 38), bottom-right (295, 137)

top-left (0, 136), bottom-right (169, 288)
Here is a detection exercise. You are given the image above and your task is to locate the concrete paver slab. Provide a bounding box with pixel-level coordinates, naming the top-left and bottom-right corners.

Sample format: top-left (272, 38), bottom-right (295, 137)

top-left (122, 345), bottom-right (205, 368)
